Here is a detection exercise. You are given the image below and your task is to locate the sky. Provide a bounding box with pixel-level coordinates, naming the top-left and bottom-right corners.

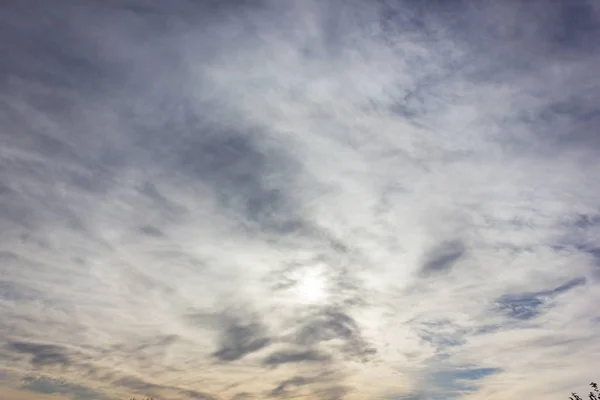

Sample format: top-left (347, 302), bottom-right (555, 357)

top-left (1, 0), bottom-right (600, 399)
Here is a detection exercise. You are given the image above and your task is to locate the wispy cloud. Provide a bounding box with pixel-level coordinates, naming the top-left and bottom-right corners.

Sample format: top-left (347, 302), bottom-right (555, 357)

top-left (1, 0), bottom-right (599, 399)
top-left (19, 376), bottom-right (105, 400)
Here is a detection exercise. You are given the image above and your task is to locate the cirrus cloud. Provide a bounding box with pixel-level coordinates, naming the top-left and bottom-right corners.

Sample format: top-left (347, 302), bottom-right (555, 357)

top-left (1, 0), bottom-right (600, 399)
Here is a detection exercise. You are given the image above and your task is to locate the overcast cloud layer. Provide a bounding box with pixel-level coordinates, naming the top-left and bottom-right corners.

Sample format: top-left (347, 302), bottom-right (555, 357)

top-left (1, 1), bottom-right (600, 399)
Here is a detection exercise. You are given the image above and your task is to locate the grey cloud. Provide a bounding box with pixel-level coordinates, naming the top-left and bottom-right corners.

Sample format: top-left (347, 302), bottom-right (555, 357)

top-left (386, 367), bottom-right (501, 400)
top-left (162, 130), bottom-right (306, 235)
top-left (114, 80), bottom-right (309, 236)
top-left (296, 309), bottom-right (357, 344)
top-left (417, 320), bottom-right (466, 349)
top-left (571, 244), bottom-right (600, 269)
top-left (0, 180), bottom-right (12, 196)
top-left (566, 213), bottom-right (600, 229)
top-left (231, 392), bottom-right (255, 400)
top-left (494, 277), bottom-right (587, 320)
top-left (0, 4), bottom-right (129, 177)
top-left (427, 367), bottom-right (501, 398)
top-left (314, 385), bottom-right (351, 400)
top-left (179, 388), bottom-right (218, 400)
top-left (4, 341), bottom-right (106, 379)
top-left (269, 378), bottom-right (351, 400)
top-left (420, 240), bottom-right (465, 276)
top-left (270, 376), bottom-right (311, 397)
top-left (549, 0), bottom-right (599, 50)
top-left (589, 248), bottom-right (600, 266)
top-left (0, 280), bottom-right (41, 302)
top-left (138, 181), bottom-right (179, 210)
top-left (211, 316), bottom-right (271, 362)
top-left (113, 376), bottom-right (167, 396)
top-left (263, 349), bottom-right (331, 367)
top-left (294, 308), bottom-right (375, 360)
top-left (114, 375), bottom-right (216, 400)
top-left (8, 341), bottom-right (72, 367)
top-left (139, 225), bottom-right (165, 237)
top-left (113, 376), bottom-right (162, 397)
top-left (20, 376), bottom-right (105, 400)
top-left (136, 334), bottom-right (180, 351)
top-left (0, 1), bottom-right (116, 94)
top-left (447, 0), bottom-right (599, 61)
top-left (387, 394), bottom-right (426, 400)
top-left (102, 0), bottom-right (264, 23)
top-left (108, 334), bottom-right (181, 366)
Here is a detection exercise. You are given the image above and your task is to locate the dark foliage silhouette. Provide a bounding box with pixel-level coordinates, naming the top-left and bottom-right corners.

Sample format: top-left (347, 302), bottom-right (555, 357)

top-left (570, 382), bottom-right (599, 400)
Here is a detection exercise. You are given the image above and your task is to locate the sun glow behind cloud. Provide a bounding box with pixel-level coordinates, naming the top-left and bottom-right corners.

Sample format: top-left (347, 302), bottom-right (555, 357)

top-left (294, 267), bottom-right (328, 304)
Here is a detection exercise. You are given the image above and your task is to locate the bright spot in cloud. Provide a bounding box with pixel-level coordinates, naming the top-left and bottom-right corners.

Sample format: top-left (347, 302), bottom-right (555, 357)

top-left (295, 268), bottom-right (328, 303)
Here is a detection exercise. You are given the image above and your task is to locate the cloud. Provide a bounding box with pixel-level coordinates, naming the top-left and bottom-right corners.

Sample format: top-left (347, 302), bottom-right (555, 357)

top-left (263, 349), bottom-right (331, 367)
top-left (211, 315), bottom-right (272, 362)
top-left (269, 376), bottom-right (311, 397)
top-left (19, 376), bottom-right (104, 400)
top-left (292, 308), bottom-right (376, 361)
top-left (494, 277), bottom-right (587, 320)
top-left (420, 240), bottom-right (466, 277)
top-left (113, 376), bottom-right (217, 400)
top-left (0, 0), bottom-right (600, 399)
top-left (8, 342), bottom-right (72, 368)
top-left (112, 377), bottom-right (160, 393)
top-left (393, 367), bottom-right (502, 400)
top-left (295, 309), bottom-right (358, 345)
top-left (430, 367), bottom-right (502, 397)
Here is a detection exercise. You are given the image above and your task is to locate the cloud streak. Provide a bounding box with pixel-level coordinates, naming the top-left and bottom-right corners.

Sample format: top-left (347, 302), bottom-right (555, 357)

top-left (1, 0), bottom-right (600, 399)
